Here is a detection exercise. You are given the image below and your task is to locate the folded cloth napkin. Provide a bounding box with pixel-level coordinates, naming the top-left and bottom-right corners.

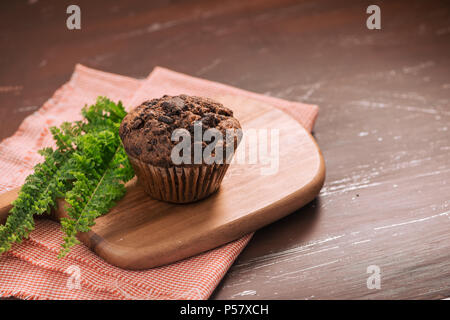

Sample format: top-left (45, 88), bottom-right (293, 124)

top-left (0, 64), bottom-right (318, 300)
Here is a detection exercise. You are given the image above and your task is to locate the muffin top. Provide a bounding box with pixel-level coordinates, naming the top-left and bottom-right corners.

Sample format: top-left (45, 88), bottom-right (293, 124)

top-left (119, 95), bottom-right (242, 167)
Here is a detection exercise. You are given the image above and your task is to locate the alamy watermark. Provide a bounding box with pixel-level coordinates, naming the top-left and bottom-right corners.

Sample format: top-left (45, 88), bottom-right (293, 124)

top-left (366, 5), bottom-right (381, 30)
top-left (366, 265), bottom-right (381, 289)
top-left (170, 121), bottom-right (280, 176)
top-left (65, 5), bottom-right (381, 32)
top-left (66, 265), bottom-right (81, 290)
top-left (66, 5), bottom-right (81, 30)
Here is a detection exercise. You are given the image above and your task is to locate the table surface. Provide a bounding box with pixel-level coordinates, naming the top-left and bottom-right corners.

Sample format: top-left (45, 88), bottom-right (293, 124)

top-left (1, 0), bottom-right (449, 300)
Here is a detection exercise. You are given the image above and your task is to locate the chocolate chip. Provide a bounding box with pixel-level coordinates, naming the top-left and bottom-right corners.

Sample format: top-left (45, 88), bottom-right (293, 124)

top-left (132, 145), bottom-right (142, 156)
top-left (131, 118), bottom-right (144, 129)
top-left (161, 101), bottom-right (171, 110)
top-left (170, 109), bottom-right (181, 116)
top-left (158, 115), bottom-right (174, 124)
top-left (172, 97), bottom-right (185, 109)
top-left (198, 107), bottom-right (209, 117)
top-left (218, 107), bottom-right (233, 116)
top-left (144, 119), bottom-right (156, 129)
top-left (121, 122), bottom-right (128, 134)
top-left (202, 113), bottom-right (219, 127)
top-left (208, 105), bottom-right (217, 113)
top-left (161, 99), bottom-right (182, 116)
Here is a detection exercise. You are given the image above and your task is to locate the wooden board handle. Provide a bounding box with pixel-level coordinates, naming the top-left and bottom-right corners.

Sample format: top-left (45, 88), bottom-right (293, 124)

top-left (0, 188), bottom-right (20, 224)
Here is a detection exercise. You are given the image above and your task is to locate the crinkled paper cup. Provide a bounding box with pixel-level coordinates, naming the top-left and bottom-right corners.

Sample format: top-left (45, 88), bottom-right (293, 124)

top-left (128, 155), bottom-right (230, 203)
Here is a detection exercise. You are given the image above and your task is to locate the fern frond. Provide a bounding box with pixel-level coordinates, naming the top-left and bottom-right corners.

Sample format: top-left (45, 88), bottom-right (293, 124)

top-left (59, 145), bottom-right (133, 257)
top-left (0, 97), bottom-right (133, 257)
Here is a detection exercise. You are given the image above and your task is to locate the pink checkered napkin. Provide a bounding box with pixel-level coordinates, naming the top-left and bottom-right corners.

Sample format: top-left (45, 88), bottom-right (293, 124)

top-left (0, 64), bottom-right (318, 300)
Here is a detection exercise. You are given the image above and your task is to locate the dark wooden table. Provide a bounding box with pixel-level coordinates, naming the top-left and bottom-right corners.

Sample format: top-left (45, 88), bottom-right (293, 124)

top-left (1, 0), bottom-right (449, 300)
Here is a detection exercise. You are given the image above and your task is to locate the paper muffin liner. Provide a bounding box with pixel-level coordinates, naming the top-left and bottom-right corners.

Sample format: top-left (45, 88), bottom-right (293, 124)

top-left (128, 155), bottom-right (230, 203)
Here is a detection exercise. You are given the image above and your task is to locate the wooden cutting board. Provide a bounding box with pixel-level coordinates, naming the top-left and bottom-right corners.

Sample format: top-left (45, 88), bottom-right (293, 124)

top-left (0, 95), bottom-right (325, 270)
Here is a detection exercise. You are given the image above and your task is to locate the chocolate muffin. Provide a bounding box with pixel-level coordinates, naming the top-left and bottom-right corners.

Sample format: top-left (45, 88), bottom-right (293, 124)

top-left (119, 94), bottom-right (242, 203)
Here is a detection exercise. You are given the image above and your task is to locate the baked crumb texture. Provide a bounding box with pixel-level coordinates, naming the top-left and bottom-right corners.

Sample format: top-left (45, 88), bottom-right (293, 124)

top-left (119, 95), bottom-right (242, 203)
top-left (119, 95), bottom-right (241, 167)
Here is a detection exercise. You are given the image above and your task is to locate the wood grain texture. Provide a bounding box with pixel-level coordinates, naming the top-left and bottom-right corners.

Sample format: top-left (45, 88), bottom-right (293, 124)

top-left (0, 0), bottom-right (449, 299)
top-left (0, 188), bottom-right (18, 225)
top-left (0, 96), bottom-right (325, 270)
